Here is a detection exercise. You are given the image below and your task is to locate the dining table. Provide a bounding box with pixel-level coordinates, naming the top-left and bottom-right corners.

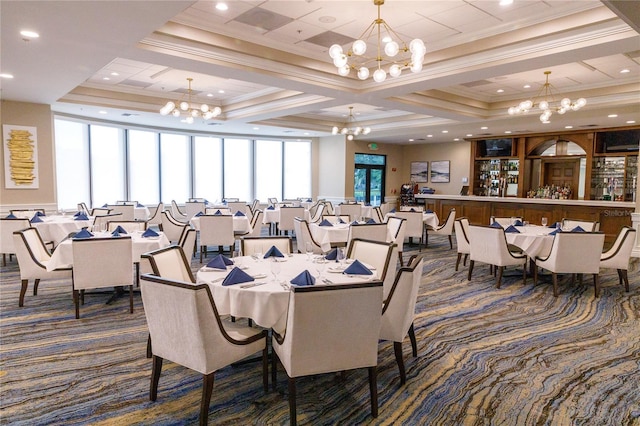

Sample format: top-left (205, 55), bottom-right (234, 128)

top-left (504, 225), bottom-right (555, 258)
top-left (309, 222), bottom-right (351, 251)
top-left (385, 211), bottom-right (440, 229)
top-left (196, 253), bottom-right (378, 333)
top-left (189, 214), bottom-right (252, 234)
top-left (262, 207), bottom-right (312, 227)
top-left (31, 214), bottom-right (93, 246)
top-left (46, 230), bottom-right (170, 271)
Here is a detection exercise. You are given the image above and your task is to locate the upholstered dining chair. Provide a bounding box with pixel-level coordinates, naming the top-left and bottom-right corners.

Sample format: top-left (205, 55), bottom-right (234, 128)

top-left (425, 208), bottom-right (456, 249)
top-left (293, 217), bottom-right (324, 254)
top-left (271, 281), bottom-right (383, 426)
top-left (309, 203), bottom-right (325, 223)
top-left (227, 201), bottom-right (249, 215)
top-left (236, 209), bottom-right (264, 240)
top-left (277, 206), bottom-right (305, 235)
top-left (600, 226), bottom-right (636, 292)
top-left (321, 215), bottom-right (350, 224)
top-left (142, 245), bottom-right (195, 284)
top-left (9, 208), bottom-right (46, 218)
top-left (12, 227), bottom-right (72, 307)
top-left (146, 203), bottom-right (164, 228)
top-left (394, 211), bottom-right (424, 250)
top-left (467, 224), bottom-right (527, 288)
top-left (90, 207), bottom-right (111, 216)
top-left (107, 220), bottom-right (147, 233)
top-left (533, 232), bottom-right (605, 297)
top-left (185, 201), bottom-right (205, 221)
top-left (199, 215), bottom-right (235, 262)
top-left (379, 255), bottom-right (425, 386)
top-left (386, 216), bottom-right (407, 266)
top-left (170, 200), bottom-right (188, 223)
top-left (346, 223), bottom-right (389, 248)
top-left (92, 213), bottom-right (123, 232)
top-left (140, 274), bottom-right (268, 426)
top-left (373, 206), bottom-right (385, 223)
top-left (160, 211), bottom-right (188, 244)
top-left (321, 201), bottom-right (335, 215)
top-left (178, 228), bottom-right (197, 261)
top-left (454, 217), bottom-right (471, 271)
top-left (338, 203), bottom-right (362, 221)
top-left (107, 204), bottom-right (135, 221)
top-left (241, 236), bottom-right (293, 257)
top-left (346, 238), bottom-right (398, 298)
top-left (490, 216), bottom-right (523, 228)
top-left (71, 236), bottom-right (133, 318)
top-left (561, 218), bottom-right (600, 232)
top-left (77, 202), bottom-right (91, 216)
top-left (1, 217), bottom-right (30, 266)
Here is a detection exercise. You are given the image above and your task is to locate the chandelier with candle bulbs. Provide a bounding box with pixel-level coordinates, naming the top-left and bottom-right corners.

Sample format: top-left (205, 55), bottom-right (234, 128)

top-left (507, 71), bottom-right (586, 123)
top-left (328, 0), bottom-right (426, 83)
top-left (159, 77), bottom-right (222, 123)
top-left (331, 107), bottom-right (371, 140)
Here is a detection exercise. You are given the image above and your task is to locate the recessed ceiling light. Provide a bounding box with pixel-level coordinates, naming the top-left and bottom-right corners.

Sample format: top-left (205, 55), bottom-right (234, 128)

top-left (215, 3), bottom-right (228, 11)
top-left (110, 72), bottom-right (119, 76)
top-left (496, 89), bottom-right (504, 93)
top-left (207, 93), bottom-right (213, 97)
top-left (303, 132), bottom-right (310, 136)
top-left (20, 30), bottom-right (39, 39)
top-left (481, 126), bottom-right (488, 130)
top-left (427, 135), bottom-right (433, 138)
top-left (608, 114), bottom-right (618, 118)
top-left (442, 130), bottom-right (448, 133)
top-left (626, 120), bottom-right (636, 124)
top-left (218, 90), bottom-right (225, 94)
top-left (0, 73), bottom-right (14, 79)
top-left (408, 138), bottom-right (414, 142)
top-left (620, 69), bottom-right (630, 74)
top-left (99, 110), bottom-right (107, 114)
top-left (565, 125), bottom-right (573, 129)
top-left (253, 127), bottom-right (259, 130)
top-left (102, 77), bottom-right (110, 80)
top-left (453, 138), bottom-right (460, 141)
top-left (500, 0), bottom-right (514, 5)
top-left (466, 134), bottom-right (473, 137)
top-left (504, 130), bottom-right (512, 134)
top-left (523, 84), bottom-right (531, 89)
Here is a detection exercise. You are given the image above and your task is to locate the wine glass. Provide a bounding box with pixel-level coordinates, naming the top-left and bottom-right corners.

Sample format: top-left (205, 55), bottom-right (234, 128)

top-left (314, 257), bottom-right (326, 281)
top-left (305, 242), bottom-right (313, 261)
top-left (541, 217), bottom-right (548, 227)
top-left (233, 250), bottom-right (243, 269)
top-left (253, 250), bottom-right (263, 262)
top-left (337, 247), bottom-right (346, 268)
top-left (270, 258), bottom-right (281, 283)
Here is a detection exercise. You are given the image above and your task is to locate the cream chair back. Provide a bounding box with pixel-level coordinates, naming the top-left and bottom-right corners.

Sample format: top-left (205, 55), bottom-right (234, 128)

top-left (454, 218), bottom-right (470, 254)
top-left (293, 218), bottom-right (323, 254)
top-left (147, 203), bottom-right (164, 225)
top-left (199, 215), bottom-right (235, 258)
top-left (561, 218), bottom-right (599, 232)
top-left (601, 226), bottom-right (636, 270)
top-left (241, 236), bottom-right (293, 256)
top-left (107, 220), bottom-right (147, 233)
top-left (72, 237), bottom-right (133, 290)
top-left (346, 223), bottom-right (389, 248)
top-left (179, 228), bottom-right (197, 261)
top-left (185, 201), bottom-right (205, 221)
top-left (227, 201), bottom-right (249, 214)
top-left (160, 211), bottom-right (188, 243)
top-left (338, 203), bottom-right (362, 221)
top-left (93, 213), bottom-right (123, 232)
top-left (468, 225), bottom-right (523, 267)
top-left (394, 211), bottom-right (423, 240)
top-left (346, 238), bottom-right (398, 297)
top-left (1, 218), bottom-right (30, 257)
top-left (107, 204), bottom-right (135, 221)
top-left (538, 232), bottom-right (605, 274)
top-left (142, 245), bottom-right (195, 283)
top-left (309, 203), bottom-right (325, 223)
top-left (278, 207), bottom-right (305, 235)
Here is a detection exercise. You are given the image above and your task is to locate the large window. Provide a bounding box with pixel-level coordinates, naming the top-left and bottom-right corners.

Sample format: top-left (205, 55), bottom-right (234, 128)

top-left (53, 118), bottom-right (312, 208)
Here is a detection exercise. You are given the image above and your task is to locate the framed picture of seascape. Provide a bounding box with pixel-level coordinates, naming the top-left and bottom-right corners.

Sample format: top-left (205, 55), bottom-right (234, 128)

top-left (430, 160), bottom-right (450, 183)
top-left (410, 161), bottom-right (429, 182)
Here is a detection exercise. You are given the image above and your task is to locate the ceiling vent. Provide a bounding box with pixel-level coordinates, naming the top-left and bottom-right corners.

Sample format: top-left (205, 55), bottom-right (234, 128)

top-left (233, 7), bottom-right (293, 31)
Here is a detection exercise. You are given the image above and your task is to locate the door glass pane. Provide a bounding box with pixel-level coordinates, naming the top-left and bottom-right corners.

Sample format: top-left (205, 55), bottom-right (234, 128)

top-left (90, 125), bottom-right (125, 206)
top-left (194, 136), bottom-right (223, 202)
top-left (354, 168), bottom-right (367, 203)
top-left (256, 140), bottom-right (282, 202)
top-left (55, 119), bottom-right (90, 210)
top-left (160, 133), bottom-right (190, 203)
top-left (129, 129), bottom-right (159, 205)
top-left (370, 169), bottom-right (383, 206)
top-left (224, 138), bottom-right (252, 201)
top-left (284, 141), bottom-right (311, 199)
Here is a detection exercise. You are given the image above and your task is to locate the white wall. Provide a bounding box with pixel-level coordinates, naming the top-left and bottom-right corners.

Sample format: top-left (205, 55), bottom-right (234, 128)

top-left (317, 135), bottom-right (346, 201)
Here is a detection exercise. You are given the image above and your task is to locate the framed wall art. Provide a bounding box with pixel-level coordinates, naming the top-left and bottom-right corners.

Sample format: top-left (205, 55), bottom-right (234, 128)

top-left (430, 160), bottom-right (450, 183)
top-left (3, 125), bottom-right (39, 189)
top-left (410, 161), bottom-right (429, 182)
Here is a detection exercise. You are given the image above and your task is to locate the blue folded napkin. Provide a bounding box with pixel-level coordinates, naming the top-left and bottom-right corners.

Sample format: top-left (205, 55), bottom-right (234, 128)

top-left (136, 203), bottom-right (144, 207)
top-left (36, 211), bottom-right (45, 216)
top-left (73, 229), bottom-right (94, 239)
top-left (111, 225), bottom-right (127, 235)
top-left (306, 198), bottom-right (312, 202)
top-left (366, 218), bottom-right (376, 224)
top-left (290, 270), bottom-right (315, 286)
top-left (267, 206), bottom-right (275, 210)
top-left (410, 208), bottom-right (416, 212)
top-left (75, 213), bottom-right (89, 221)
top-left (222, 267), bottom-right (254, 286)
top-left (549, 222), bottom-right (560, 228)
top-left (351, 220), bottom-right (359, 225)
top-left (425, 209), bottom-right (434, 213)
top-left (263, 245), bottom-right (285, 258)
top-left (318, 219), bottom-right (333, 227)
top-left (571, 226), bottom-right (586, 233)
top-left (490, 221), bottom-right (503, 229)
top-left (5, 213), bottom-right (17, 219)
top-left (102, 204), bottom-right (108, 208)
top-left (111, 231), bottom-right (123, 237)
top-left (504, 225), bottom-right (520, 233)
top-left (73, 211), bottom-right (82, 217)
top-left (194, 211), bottom-right (204, 217)
top-left (207, 254), bottom-right (234, 270)
top-left (338, 218), bottom-right (346, 224)
top-left (30, 215), bottom-right (43, 223)
top-left (549, 229), bottom-right (561, 236)
top-left (343, 259), bottom-right (373, 275)
top-left (389, 208), bottom-right (396, 213)
top-left (325, 248), bottom-right (338, 260)
top-left (234, 211), bottom-right (245, 217)
top-left (142, 228), bottom-right (159, 238)
top-left (514, 219), bottom-right (523, 226)
top-left (214, 210), bottom-right (222, 215)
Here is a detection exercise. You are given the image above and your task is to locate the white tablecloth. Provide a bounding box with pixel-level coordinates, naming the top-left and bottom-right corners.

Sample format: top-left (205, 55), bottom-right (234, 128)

top-left (385, 212), bottom-right (439, 228)
top-left (505, 225), bottom-right (555, 258)
top-left (262, 208), bottom-right (311, 225)
top-left (196, 254), bottom-right (378, 333)
top-left (46, 231), bottom-right (170, 271)
top-left (189, 215), bottom-right (252, 234)
top-left (335, 205), bottom-right (373, 219)
top-left (32, 215), bottom-right (92, 246)
top-left (309, 222), bottom-right (350, 251)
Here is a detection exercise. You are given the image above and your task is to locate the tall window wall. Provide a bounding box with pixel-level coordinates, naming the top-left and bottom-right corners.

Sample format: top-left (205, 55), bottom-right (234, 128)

top-left (54, 118), bottom-right (312, 209)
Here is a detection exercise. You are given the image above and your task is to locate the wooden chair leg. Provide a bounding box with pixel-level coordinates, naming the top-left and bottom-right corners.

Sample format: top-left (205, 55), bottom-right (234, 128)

top-left (496, 266), bottom-right (504, 288)
top-left (448, 235), bottom-right (452, 249)
top-left (593, 274), bottom-right (600, 298)
top-left (129, 285), bottom-right (134, 313)
top-left (621, 269), bottom-right (629, 292)
top-left (398, 251), bottom-right (404, 267)
top-left (467, 260), bottom-right (474, 281)
top-left (455, 253), bottom-right (462, 271)
top-left (409, 323), bottom-right (417, 357)
top-left (200, 246), bottom-right (204, 263)
top-left (2, 253), bottom-right (5, 267)
top-left (146, 334), bottom-right (152, 358)
top-left (262, 347), bottom-right (268, 392)
top-left (522, 263), bottom-right (527, 285)
top-left (200, 373), bottom-right (215, 426)
top-left (271, 349), bottom-right (278, 391)
top-left (73, 289), bottom-right (80, 319)
top-left (19, 279), bottom-right (29, 307)
top-left (463, 254), bottom-right (468, 266)
top-left (150, 355), bottom-right (163, 401)
top-left (33, 278), bottom-right (40, 295)
top-left (288, 377), bottom-right (297, 426)
top-left (533, 263), bottom-right (538, 285)
top-left (394, 341), bottom-right (406, 385)
top-left (369, 366), bottom-right (378, 418)
top-left (552, 273), bottom-right (558, 297)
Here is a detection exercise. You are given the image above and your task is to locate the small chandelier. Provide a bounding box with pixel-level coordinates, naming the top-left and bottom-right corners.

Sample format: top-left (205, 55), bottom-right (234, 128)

top-left (331, 107), bottom-right (372, 141)
top-left (328, 0), bottom-right (426, 83)
top-left (507, 71), bottom-right (586, 123)
top-left (159, 77), bottom-right (222, 123)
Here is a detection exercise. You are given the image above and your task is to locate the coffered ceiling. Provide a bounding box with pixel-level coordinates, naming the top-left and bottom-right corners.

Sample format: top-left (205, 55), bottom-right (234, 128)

top-left (1, 0), bottom-right (639, 144)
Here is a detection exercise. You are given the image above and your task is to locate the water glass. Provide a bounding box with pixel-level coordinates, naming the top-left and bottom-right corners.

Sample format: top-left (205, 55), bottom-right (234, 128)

top-left (305, 242), bottom-right (313, 261)
top-left (541, 217), bottom-right (548, 227)
top-left (270, 258), bottom-right (281, 283)
top-left (233, 250), bottom-right (243, 268)
top-left (314, 257), bottom-right (326, 280)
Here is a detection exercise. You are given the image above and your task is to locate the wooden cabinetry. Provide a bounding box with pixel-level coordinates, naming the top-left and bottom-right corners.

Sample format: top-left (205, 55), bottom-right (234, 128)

top-left (471, 138), bottom-right (521, 197)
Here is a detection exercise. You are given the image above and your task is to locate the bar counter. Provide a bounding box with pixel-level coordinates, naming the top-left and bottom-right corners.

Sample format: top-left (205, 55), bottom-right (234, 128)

top-left (415, 194), bottom-right (635, 245)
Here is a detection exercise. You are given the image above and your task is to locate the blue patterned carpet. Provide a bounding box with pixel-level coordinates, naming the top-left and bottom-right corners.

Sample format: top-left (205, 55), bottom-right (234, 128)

top-left (1, 237), bottom-right (639, 425)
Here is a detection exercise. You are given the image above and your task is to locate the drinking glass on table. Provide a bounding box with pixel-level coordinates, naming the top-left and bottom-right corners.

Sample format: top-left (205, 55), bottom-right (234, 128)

top-left (233, 250), bottom-right (243, 268)
top-left (314, 256), bottom-right (326, 281)
top-left (337, 247), bottom-right (346, 268)
top-left (541, 217), bottom-right (548, 227)
top-left (270, 258), bottom-right (283, 287)
top-left (305, 242), bottom-right (313, 261)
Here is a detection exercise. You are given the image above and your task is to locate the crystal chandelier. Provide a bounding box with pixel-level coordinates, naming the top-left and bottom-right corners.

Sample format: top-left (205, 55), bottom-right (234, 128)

top-left (328, 0), bottom-right (426, 83)
top-left (507, 71), bottom-right (586, 123)
top-left (159, 77), bottom-right (222, 123)
top-left (331, 107), bottom-right (372, 140)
